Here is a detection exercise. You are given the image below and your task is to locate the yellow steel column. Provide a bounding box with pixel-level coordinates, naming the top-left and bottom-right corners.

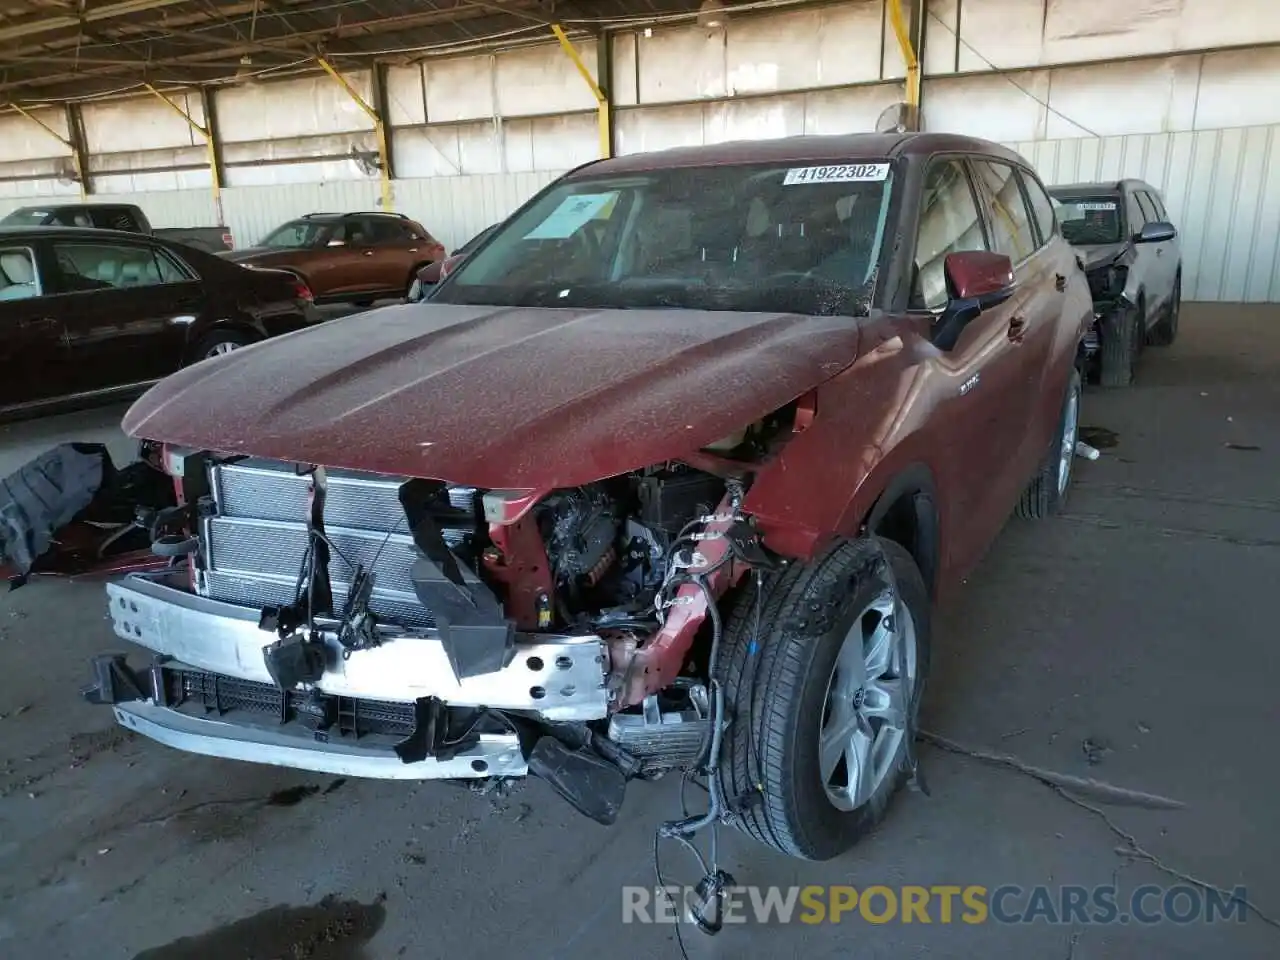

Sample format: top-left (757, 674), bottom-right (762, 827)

top-left (887, 0), bottom-right (921, 122)
top-left (317, 57), bottom-right (393, 212)
top-left (144, 83), bottom-right (225, 224)
top-left (551, 24), bottom-right (611, 159)
top-left (11, 104), bottom-right (87, 198)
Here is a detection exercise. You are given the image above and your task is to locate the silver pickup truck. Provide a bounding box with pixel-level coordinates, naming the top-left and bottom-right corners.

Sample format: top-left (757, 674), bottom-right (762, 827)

top-left (1, 202), bottom-right (233, 253)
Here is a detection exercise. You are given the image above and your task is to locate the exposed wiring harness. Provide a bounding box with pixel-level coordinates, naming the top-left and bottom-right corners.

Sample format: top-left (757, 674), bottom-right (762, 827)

top-left (650, 480), bottom-right (764, 945)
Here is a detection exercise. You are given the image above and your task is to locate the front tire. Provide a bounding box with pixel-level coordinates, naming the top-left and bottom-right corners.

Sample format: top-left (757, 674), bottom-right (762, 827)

top-left (1099, 301), bottom-right (1140, 387)
top-left (715, 537), bottom-right (931, 860)
top-left (1016, 366), bottom-right (1082, 520)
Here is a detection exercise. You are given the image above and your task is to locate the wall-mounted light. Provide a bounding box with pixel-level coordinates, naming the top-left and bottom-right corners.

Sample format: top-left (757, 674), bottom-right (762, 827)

top-left (696, 0), bottom-right (727, 29)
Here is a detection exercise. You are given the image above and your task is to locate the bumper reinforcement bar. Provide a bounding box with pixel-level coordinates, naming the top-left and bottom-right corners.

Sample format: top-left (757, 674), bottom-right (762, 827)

top-left (113, 700), bottom-right (526, 780)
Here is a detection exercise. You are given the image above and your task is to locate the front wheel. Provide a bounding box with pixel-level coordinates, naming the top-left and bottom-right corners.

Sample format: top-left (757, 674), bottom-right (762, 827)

top-left (715, 537), bottom-right (931, 860)
top-left (1099, 302), bottom-right (1139, 387)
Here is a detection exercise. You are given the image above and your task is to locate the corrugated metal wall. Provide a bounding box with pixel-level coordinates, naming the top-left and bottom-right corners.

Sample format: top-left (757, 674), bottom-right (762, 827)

top-left (4, 1), bottom-right (1280, 300)
top-left (0, 170), bottom-right (561, 252)
top-left (1012, 125), bottom-right (1280, 302)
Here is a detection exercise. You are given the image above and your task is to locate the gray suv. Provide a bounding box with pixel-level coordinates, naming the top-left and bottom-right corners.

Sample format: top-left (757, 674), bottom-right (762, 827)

top-left (1050, 179), bottom-right (1181, 386)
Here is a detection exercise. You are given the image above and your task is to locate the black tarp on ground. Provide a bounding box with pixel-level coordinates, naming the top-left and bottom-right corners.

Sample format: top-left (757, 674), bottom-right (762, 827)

top-left (0, 442), bottom-right (112, 578)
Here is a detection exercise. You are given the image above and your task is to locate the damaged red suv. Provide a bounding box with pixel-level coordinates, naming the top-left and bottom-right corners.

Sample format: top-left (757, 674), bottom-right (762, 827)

top-left (88, 133), bottom-right (1091, 862)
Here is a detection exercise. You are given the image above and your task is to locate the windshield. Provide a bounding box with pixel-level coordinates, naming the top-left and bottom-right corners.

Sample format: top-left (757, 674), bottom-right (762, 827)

top-left (1052, 195), bottom-right (1122, 245)
top-left (259, 219), bottom-right (331, 248)
top-left (457, 225), bottom-right (497, 256)
top-left (433, 161), bottom-right (895, 315)
top-left (0, 208), bottom-right (51, 227)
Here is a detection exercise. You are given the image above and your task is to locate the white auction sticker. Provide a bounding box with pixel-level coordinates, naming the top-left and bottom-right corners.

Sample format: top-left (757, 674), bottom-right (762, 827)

top-left (1074, 201), bottom-right (1117, 211)
top-left (783, 163), bottom-right (889, 185)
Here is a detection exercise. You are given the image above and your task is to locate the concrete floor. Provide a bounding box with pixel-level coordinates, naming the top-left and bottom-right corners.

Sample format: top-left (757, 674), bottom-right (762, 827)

top-left (1, 303), bottom-right (1277, 959)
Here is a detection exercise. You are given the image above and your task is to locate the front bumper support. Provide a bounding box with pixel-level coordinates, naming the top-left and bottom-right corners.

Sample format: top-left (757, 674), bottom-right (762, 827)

top-left (89, 574), bottom-right (611, 781)
top-left (113, 699), bottom-right (526, 780)
top-left (106, 575), bottom-right (609, 720)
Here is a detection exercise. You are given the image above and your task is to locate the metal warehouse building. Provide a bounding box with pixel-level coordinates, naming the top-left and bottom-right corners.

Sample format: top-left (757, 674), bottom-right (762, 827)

top-left (2, 0), bottom-right (1279, 303)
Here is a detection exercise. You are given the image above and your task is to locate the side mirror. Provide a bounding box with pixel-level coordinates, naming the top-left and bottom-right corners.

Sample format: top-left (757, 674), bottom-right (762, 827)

top-left (945, 250), bottom-right (1015, 303)
top-left (933, 251), bottom-right (1016, 351)
top-left (438, 252), bottom-right (469, 282)
top-left (1135, 221), bottom-right (1176, 243)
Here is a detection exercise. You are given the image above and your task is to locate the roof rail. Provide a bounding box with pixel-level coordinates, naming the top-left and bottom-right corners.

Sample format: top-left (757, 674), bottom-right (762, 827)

top-left (346, 210), bottom-right (407, 218)
top-left (300, 212), bottom-right (343, 219)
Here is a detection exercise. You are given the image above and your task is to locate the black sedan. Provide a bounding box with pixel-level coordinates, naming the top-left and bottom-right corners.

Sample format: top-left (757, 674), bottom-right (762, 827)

top-left (0, 226), bottom-right (317, 419)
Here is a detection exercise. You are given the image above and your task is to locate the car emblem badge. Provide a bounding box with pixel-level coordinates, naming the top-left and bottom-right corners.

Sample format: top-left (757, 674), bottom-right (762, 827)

top-left (959, 373), bottom-right (981, 396)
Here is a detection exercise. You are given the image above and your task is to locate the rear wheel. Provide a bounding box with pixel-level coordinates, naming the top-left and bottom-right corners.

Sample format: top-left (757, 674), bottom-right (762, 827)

top-left (715, 537), bottom-right (930, 860)
top-left (192, 329), bottom-right (255, 363)
top-left (1147, 272), bottom-right (1181, 346)
top-left (1016, 366), bottom-right (1082, 520)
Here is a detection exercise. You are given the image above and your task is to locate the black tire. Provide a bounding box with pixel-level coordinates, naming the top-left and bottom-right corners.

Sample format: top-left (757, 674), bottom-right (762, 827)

top-left (191, 329), bottom-right (256, 364)
top-left (1147, 272), bottom-right (1181, 346)
top-left (1016, 366), bottom-right (1082, 520)
top-left (714, 536), bottom-right (931, 861)
top-left (1099, 301), bottom-right (1140, 387)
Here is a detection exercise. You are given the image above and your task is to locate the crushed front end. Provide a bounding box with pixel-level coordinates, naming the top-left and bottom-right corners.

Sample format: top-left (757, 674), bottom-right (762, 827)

top-left (1080, 256), bottom-right (1132, 367)
top-left (86, 441), bottom-right (782, 822)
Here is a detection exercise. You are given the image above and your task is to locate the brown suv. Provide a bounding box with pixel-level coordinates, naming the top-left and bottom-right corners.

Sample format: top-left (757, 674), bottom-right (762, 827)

top-left (221, 211), bottom-right (445, 305)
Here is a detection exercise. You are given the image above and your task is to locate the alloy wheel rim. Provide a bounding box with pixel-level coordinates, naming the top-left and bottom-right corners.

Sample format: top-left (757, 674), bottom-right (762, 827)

top-left (819, 588), bottom-right (917, 812)
top-left (1058, 385), bottom-right (1080, 496)
top-left (207, 341), bottom-right (240, 358)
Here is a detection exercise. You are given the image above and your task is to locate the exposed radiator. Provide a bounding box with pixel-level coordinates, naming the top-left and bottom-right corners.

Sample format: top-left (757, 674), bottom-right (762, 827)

top-left (201, 458), bottom-right (477, 628)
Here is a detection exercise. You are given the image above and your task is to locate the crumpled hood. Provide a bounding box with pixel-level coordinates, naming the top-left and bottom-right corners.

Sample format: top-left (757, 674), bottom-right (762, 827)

top-left (123, 303), bottom-right (863, 488)
top-left (1077, 242), bottom-right (1127, 273)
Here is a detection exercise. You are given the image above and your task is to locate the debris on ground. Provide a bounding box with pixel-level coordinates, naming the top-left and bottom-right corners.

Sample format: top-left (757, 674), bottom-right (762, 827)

top-left (0, 441), bottom-right (175, 588)
top-left (1081, 737), bottom-right (1112, 766)
top-left (920, 730), bottom-right (1178, 809)
top-left (919, 729), bottom-right (1280, 930)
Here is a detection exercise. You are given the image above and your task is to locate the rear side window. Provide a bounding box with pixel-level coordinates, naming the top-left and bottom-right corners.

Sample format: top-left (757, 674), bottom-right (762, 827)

top-left (49, 208), bottom-right (94, 228)
top-left (0, 247), bottom-right (42, 301)
top-left (1022, 171), bottom-right (1058, 245)
top-left (90, 207), bottom-right (144, 232)
top-left (51, 242), bottom-right (193, 292)
top-left (911, 159), bottom-right (989, 310)
top-left (971, 160), bottom-right (1038, 262)
top-left (367, 217), bottom-right (417, 244)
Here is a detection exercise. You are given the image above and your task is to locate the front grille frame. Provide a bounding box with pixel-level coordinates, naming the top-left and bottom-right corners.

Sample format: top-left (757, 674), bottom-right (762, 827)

top-left (175, 666), bottom-right (422, 740)
top-left (198, 457), bottom-right (481, 629)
